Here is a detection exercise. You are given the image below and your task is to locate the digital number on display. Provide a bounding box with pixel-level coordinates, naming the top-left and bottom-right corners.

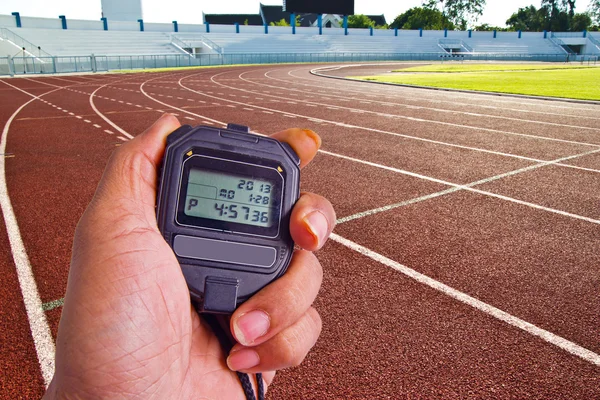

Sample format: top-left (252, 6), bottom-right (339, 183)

top-left (183, 169), bottom-right (276, 228)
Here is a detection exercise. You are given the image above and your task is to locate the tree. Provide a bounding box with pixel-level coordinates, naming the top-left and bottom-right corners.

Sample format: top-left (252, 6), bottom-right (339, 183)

top-left (505, 5), bottom-right (547, 31)
top-left (346, 14), bottom-right (375, 28)
top-left (390, 7), bottom-right (455, 30)
top-left (270, 18), bottom-right (289, 26)
top-left (570, 12), bottom-right (593, 30)
top-left (589, 0), bottom-right (600, 25)
top-left (473, 23), bottom-right (508, 31)
top-left (424, 0), bottom-right (486, 29)
top-left (269, 15), bottom-right (300, 27)
top-left (540, 0), bottom-right (570, 31)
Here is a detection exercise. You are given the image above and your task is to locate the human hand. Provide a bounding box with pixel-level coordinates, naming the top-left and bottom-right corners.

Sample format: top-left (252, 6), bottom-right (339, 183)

top-left (43, 114), bottom-right (335, 399)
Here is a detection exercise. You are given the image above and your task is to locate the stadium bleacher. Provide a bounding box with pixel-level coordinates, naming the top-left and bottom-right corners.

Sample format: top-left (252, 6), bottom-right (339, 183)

top-left (3, 28), bottom-right (183, 56)
top-left (1, 12), bottom-right (598, 76)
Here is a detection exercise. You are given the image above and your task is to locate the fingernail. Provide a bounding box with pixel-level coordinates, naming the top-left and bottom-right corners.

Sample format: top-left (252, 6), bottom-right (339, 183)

top-left (302, 129), bottom-right (321, 149)
top-left (227, 349), bottom-right (260, 371)
top-left (234, 310), bottom-right (270, 346)
top-left (303, 210), bottom-right (328, 247)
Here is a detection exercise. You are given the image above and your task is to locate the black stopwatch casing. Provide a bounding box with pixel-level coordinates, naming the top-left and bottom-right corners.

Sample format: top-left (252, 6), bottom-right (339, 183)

top-left (156, 123), bottom-right (300, 314)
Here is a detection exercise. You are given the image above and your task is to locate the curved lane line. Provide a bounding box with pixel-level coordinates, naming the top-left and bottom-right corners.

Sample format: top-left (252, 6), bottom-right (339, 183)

top-left (179, 69), bottom-right (600, 222)
top-left (252, 69), bottom-right (600, 132)
top-left (232, 69), bottom-right (600, 174)
top-left (180, 70), bottom-right (600, 175)
top-left (307, 64), bottom-right (600, 111)
top-left (138, 73), bottom-right (226, 127)
top-left (0, 80), bottom-right (59, 387)
top-left (231, 70), bottom-right (600, 146)
top-left (26, 75), bottom-right (136, 140)
top-left (286, 67), bottom-right (600, 117)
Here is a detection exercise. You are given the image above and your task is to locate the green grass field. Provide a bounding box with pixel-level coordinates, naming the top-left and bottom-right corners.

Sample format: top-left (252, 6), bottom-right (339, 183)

top-left (352, 64), bottom-right (600, 101)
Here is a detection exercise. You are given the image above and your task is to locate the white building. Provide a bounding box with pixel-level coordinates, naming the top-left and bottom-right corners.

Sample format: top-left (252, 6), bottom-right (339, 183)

top-left (101, 0), bottom-right (143, 21)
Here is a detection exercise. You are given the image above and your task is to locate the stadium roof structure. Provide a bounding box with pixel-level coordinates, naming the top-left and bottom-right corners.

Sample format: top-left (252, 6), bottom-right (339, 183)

top-left (367, 15), bottom-right (387, 26)
top-left (203, 4), bottom-right (386, 27)
top-left (203, 13), bottom-right (264, 26)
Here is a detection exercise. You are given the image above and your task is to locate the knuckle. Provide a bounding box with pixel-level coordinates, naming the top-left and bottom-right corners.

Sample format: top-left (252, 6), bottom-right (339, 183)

top-left (281, 337), bottom-right (305, 367)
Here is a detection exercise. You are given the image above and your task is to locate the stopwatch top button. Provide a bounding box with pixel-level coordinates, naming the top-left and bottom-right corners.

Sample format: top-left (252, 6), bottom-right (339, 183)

top-left (227, 123), bottom-right (250, 133)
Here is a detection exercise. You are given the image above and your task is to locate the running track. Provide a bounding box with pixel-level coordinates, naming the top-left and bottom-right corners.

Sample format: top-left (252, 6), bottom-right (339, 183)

top-left (1, 63), bottom-right (599, 399)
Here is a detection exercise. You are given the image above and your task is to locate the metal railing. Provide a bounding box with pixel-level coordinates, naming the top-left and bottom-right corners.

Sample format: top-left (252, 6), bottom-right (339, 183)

top-left (174, 34), bottom-right (223, 54)
top-left (438, 39), bottom-right (473, 53)
top-left (588, 34), bottom-right (600, 51)
top-left (0, 52), bottom-right (573, 76)
top-left (0, 27), bottom-right (53, 58)
top-left (548, 35), bottom-right (572, 54)
top-left (168, 34), bottom-right (194, 57)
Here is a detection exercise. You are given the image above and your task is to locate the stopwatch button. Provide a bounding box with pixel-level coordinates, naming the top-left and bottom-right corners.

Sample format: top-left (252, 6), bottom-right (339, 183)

top-left (202, 276), bottom-right (239, 314)
top-left (227, 123), bottom-right (250, 133)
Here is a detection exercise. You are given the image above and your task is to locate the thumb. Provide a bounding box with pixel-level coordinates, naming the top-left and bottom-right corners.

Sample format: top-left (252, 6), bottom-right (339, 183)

top-left (88, 113), bottom-right (181, 228)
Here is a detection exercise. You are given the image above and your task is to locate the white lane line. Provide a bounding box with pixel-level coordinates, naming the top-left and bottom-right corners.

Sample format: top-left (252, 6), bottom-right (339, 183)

top-left (93, 124), bottom-right (101, 129)
top-left (117, 136), bottom-right (128, 141)
top-left (319, 149), bottom-right (600, 225)
top-left (104, 130), bottom-right (114, 134)
top-left (139, 81), bottom-right (225, 128)
top-left (284, 69), bottom-right (600, 120)
top-left (158, 74), bottom-right (600, 226)
top-left (304, 66), bottom-right (600, 114)
top-left (251, 71), bottom-right (600, 139)
top-left (330, 233), bottom-right (600, 367)
top-left (83, 119), bottom-right (92, 124)
top-left (185, 72), bottom-right (600, 174)
top-left (0, 80), bottom-right (56, 387)
top-left (75, 116), bottom-right (82, 119)
top-left (90, 82), bottom-right (135, 140)
top-left (337, 147), bottom-right (600, 223)
top-left (338, 188), bottom-right (461, 224)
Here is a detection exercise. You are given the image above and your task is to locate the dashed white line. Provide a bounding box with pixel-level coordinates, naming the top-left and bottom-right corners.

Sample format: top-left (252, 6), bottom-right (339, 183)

top-left (83, 119), bottom-right (92, 123)
top-left (93, 124), bottom-right (102, 128)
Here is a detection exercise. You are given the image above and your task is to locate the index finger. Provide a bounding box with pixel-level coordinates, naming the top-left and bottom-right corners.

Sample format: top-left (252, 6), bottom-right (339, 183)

top-left (269, 128), bottom-right (321, 169)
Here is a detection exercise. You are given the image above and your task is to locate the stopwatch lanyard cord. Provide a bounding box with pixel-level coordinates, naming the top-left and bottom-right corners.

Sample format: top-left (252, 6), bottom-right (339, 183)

top-left (201, 312), bottom-right (265, 400)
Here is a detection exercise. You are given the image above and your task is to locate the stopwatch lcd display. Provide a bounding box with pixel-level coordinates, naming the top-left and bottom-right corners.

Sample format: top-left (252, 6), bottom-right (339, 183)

top-left (176, 154), bottom-right (284, 238)
top-left (184, 169), bottom-right (277, 228)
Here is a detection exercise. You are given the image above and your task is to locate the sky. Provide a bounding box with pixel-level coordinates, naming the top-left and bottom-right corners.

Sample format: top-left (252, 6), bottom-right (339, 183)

top-left (0, 0), bottom-right (594, 28)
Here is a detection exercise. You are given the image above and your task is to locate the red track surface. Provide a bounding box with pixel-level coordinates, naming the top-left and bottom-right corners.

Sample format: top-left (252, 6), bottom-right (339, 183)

top-left (1, 64), bottom-right (599, 399)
